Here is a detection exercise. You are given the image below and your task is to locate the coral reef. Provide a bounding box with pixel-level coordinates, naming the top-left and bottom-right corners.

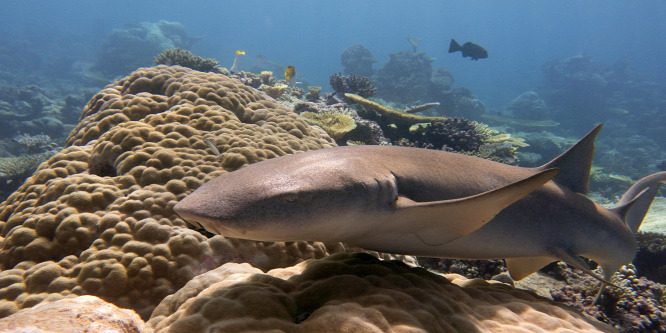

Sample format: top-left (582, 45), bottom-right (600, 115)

top-left (439, 87), bottom-right (486, 120)
top-left (344, 93), bottom-right (447, 129)
top-left (300, 112), bottom-right (357, 141)
top-left (508, 91), bottom-right (549, 120)
top-left (551, 264), bottom-right (666, 332)
top-left (293, 101), bottom-right (387, 146)
top-left (418, 257), bottom-right (507, 281)
top-left (539, 54), bottom-right (664, 146)
top-left (153, 48), bottom-right (220, 72)
top-left (408, 118), bottom-right (482, 152)
top-left (0, 65), bottom-right (413, 320)
top-left (149, 252), bottom-right (614, 333)
top-left (329, 73), bottom-right (377, 98)
top-left (93, 21), bottom-right (199, 77)
top-left (374, 51), bottom-right (435, 104)
top-left (406, 36), bottom-right (423, 52)
top-left (0, 133), bottom-right (60, 202)
top-left (260, 83), bottom-right (289, 99)
top-left (305, 86), bottom-right (321, 102)
top-left (0, 295), bottom-right (146, 332)
top-left (634, 232), bottom-right (666, 284)
top-left (340, 44), bottom-right (376, 77)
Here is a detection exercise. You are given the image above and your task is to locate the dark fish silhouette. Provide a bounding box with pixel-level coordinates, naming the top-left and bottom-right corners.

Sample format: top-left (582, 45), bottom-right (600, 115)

top-left (448, 39), bottom-right (488, 60)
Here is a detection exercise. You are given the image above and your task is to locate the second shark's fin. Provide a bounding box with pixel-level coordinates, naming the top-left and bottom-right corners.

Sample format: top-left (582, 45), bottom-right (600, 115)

top-left (505, 256), bottom-right (556, 281)
top-left (540, 124), bottom-right (602, 194)
top-left (613, 171), bottom-right (666, 234)
top-left (395, 168), bottom-right (558, 246)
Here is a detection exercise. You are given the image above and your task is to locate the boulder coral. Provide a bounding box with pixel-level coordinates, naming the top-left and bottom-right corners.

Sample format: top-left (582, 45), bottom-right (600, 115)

top-left (0, 65), bottom-right (380, 319)
top-left (149, 253), bottom-right (615, 333)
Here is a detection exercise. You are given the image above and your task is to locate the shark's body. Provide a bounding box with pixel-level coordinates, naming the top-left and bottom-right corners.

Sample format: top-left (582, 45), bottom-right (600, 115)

top-left (175, 125), bottom-right (666, 284)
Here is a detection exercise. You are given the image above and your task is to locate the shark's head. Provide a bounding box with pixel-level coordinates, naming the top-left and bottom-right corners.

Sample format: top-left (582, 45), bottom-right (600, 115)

top-left (174, 152), bottom-right (398, 242)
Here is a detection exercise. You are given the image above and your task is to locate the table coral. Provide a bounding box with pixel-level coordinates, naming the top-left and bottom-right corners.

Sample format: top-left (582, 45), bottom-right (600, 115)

top-left (0, 65), bottom-right (399, 320)
top-left (149, 253), bottom-right (615, 333)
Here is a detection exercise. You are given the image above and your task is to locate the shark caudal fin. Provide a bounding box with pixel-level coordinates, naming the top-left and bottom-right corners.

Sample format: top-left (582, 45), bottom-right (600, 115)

top-left (448, 39), bottom-right (462, 53)
top-left (612, 171), bottom-right (666, 234)
top-left (539, 124), bottom-right (602, 194)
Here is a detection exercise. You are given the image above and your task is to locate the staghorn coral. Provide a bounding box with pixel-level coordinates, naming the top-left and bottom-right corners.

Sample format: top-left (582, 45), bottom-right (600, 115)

top-left (300, 112), bottom-right (357, 141)
top-left (0, 65), bottom-right (418, 320)
top-left (153, 48), bottom-right (220, 72)
top-left (329, 73), bottom-right (377, 98)
top-left (148, 252), bottom-right (615, 333)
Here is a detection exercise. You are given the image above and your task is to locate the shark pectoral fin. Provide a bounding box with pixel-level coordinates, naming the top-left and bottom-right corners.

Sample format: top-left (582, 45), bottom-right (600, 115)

top-left (398, 168), bottom-right (558, 246)
top-left (552, 248), bottom-right (617, 287)
top-left (505, 256), bottom-right (556, 280)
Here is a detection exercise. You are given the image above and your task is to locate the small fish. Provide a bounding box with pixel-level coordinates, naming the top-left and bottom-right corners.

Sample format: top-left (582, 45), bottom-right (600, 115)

top-left (230, 50), bottom-right (245, 73)
top-left (284, 65), bottom-right (296, 84)
top-left (448, 39), bottom-right (488, 61)
top-left (203, 139), bottom-right (221, 156)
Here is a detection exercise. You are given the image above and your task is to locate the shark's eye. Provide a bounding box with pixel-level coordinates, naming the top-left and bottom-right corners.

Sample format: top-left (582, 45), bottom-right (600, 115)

top-left (284, 195), bottom-right (298, 203)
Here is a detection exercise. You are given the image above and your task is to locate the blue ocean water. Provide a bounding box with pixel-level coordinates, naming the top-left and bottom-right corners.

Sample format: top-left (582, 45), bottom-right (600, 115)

top-left (1, 0), bottom-right (665, 107)
top-left (0, 2), bottom-right (666, 331)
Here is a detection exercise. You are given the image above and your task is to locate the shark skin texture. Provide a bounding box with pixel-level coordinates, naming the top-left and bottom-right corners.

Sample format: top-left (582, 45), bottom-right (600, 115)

top-left (175, 125), bottom-right (666, 286)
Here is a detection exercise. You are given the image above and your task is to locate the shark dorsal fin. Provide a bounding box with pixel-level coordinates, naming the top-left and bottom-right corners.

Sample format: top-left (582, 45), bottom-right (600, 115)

top-left (394, 168), bottom-right (558, 246)
top-left (540, 124), bottom-right (602, 194)
top-left (505, 256), bottom-right (556, 281)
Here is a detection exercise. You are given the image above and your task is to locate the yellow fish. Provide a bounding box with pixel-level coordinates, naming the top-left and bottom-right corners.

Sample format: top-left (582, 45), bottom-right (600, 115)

top-left (236, 50), bottom-right (245, 57)
top-left (284, 65), bottom-right (296, 83)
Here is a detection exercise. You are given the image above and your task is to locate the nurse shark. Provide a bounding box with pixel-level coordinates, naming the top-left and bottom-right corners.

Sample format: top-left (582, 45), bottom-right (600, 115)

top-left (175, 125), bottom-right (666, 288)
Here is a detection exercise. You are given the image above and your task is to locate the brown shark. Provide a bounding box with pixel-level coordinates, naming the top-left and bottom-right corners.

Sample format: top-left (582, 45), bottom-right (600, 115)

top-left (175, 125), bottom-right (666, 286)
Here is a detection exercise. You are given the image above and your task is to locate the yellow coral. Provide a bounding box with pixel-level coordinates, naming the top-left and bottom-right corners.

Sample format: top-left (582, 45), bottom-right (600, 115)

top-left (300, 112), bottom-right (357, 140)
top-left (344, 93), bottom-right (447, 128)
top-left (260, 83), bottom-right (288, 99)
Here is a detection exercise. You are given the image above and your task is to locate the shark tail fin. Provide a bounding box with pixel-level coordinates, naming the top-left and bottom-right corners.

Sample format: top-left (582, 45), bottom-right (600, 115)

top-left (539, 124), bottom-right (602, 194)
top-left (448, 39), bottom-right (462, 53)
top-left (612, 171), bottom-right (666, 234)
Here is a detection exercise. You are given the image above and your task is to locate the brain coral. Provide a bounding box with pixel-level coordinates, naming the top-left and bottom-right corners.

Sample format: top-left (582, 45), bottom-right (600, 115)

top-left (0, 65), bottom-right (386, 319)
top-left (149, 252), bottom-right (615, 333)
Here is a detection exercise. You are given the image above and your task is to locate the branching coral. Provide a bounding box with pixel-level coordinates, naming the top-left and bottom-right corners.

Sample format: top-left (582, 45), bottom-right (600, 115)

top-left (13, 133), bottom-right (56, 153)
top-left (153, 48), bottom-right (219, 72)
top-left (329, 73), bottom-right (377, 98)
top-left (551, 264), bottom-right (666, 332)
top-left (408, 118), bottom-right (482, 152)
